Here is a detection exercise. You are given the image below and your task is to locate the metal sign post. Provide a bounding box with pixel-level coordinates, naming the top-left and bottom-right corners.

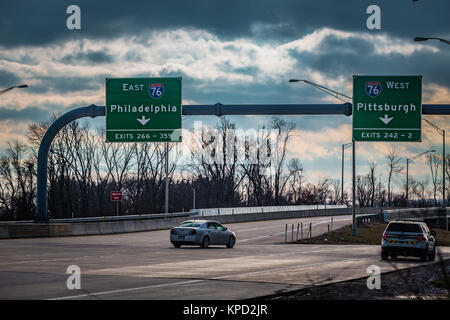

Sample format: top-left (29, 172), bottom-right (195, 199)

top-left (165, 143), bottom-right (169, 215)
top-left (352, 140), bottom-right (356, 236)
top-left (110, 191), bottom-right (122, 216)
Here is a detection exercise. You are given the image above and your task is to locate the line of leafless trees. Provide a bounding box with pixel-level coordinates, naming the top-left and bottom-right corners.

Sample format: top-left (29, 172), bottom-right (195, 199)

top-left (0, 115), bottom-right (448, 220)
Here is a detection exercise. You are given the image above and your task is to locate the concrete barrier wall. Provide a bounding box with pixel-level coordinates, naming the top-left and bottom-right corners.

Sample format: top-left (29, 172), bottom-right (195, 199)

top-left (383, 207), bottom-right (449, 230)
top-left (196, 204), bottom-right (348, 216)
top-left (0, 207), bottom-right (382, 239)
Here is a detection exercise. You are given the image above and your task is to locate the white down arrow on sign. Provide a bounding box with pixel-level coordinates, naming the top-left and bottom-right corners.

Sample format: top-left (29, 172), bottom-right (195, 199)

top-left (137, 116), bottom-right (150, 126)
top-left (379, 114), bottom-right (393, 125)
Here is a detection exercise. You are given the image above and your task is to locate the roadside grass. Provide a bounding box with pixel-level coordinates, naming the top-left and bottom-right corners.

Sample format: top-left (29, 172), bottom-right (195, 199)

top-left (431, 276), bottom-right (450, 288)
top-left (294, 221), bottom-right (450, 246)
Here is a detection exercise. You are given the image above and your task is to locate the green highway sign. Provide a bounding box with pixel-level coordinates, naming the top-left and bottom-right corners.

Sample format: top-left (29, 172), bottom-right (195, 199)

top-left (106, 77), bottom-right (182, 143)
top-left (352, 75), bottom-right (422, 142)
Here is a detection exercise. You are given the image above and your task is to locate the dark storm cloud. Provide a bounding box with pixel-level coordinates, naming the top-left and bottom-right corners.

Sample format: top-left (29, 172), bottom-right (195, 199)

top-left (288, 32), bottom-right (450, 88)
top-left (0, 106), bottom-right (51, 121)
top-left (0, 101), bottom-right (96, 123)
top-left (0, 54), bottom-right (38, 66)
top-left (61, 50), bottom-right (114, 64)
top-left (27, 76), bottom-right (103, 94)
top-left (0, 70), bottom-right (20, 87)
top-left (1, 0), bottom-right (449, 48)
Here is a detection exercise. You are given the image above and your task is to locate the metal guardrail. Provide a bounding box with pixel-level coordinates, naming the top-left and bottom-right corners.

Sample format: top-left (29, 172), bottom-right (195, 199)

top-left (356, 214), bottom-right (382, 225)
top-left (0, 212), bottom-right (192, 224)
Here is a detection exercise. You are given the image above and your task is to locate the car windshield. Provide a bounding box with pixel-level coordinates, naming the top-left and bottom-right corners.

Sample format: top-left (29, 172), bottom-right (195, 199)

top-left (386, 223), bottom-right (421, 233)
top-left (178, 221), bottom-right (201, 228)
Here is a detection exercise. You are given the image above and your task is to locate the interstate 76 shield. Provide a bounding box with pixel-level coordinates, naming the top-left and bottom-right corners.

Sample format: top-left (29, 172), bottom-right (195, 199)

top-left (365, 81), bottom-right (382, 98)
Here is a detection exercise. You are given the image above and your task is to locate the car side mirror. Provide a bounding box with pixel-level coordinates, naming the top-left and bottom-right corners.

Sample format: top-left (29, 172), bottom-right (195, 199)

top-left (430, 230), bottom-right (436, 236)
top-left (223, 227), bottom-right (228, 231)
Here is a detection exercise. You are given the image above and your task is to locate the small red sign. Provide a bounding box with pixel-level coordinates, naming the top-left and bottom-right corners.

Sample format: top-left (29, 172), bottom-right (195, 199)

top-left (110, 191), bottom-right (122, 201)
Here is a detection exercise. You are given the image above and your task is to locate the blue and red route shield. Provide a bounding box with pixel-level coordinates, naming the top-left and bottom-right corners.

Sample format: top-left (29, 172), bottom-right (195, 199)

top-left (365, 81), bottom-right (382, 98)
top-left (148, 83), bottom-right (164, 99)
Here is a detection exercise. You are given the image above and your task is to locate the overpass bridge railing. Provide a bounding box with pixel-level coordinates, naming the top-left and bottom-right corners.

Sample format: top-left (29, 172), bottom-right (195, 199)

top-left (192, 204), bottom-right (348, 217)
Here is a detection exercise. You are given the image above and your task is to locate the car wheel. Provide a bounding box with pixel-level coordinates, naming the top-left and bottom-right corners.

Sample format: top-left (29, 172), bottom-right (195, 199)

top-left (420, 247), bottom-right (428, 262)
top-left (427, 246), bottom-right (435, 261)
top-left (381, 251), bottom-right (388, 260)
top-left (201, 236), bottom-right (210, 248)
top-left (172, 242), bottom-right (181, 248)
top-left (226, 236), bottom-right (235, 248)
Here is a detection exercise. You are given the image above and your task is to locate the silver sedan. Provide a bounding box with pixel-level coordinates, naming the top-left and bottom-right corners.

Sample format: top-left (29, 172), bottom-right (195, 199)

top-left (170, 220), bottom-right (236, 248)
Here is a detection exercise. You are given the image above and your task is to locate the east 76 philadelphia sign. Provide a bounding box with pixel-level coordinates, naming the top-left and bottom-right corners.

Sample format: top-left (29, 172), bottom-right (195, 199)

top-left (106, 77), bottom-right (182, 143)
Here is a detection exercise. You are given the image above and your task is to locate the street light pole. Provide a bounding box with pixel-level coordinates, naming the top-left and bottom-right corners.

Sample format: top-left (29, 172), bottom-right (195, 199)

top-left (341, 142), bottom-right (352, 205)
top-left (406, 158), bottom-right (409, 207)
top-left (406, 149), bottom-right (435, 207)
top-left (414, 37), bottom-right (450, 45)
top-left (443, 130), bottom-right (446, 207)
top-left (342, 145), bottom-right (344, 204)
top-left (352, 140), bottom-right (356, 236)
top-left (424, 119), bottom-right (446, 207)
top-left (289, 79), bottom-right (352, 103)
top-left (165, 143), bottom-right (169, 214)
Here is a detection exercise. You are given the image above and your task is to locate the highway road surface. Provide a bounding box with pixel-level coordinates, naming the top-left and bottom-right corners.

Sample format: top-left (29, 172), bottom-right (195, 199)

top-left (0, 214), bottom-right (448, 300)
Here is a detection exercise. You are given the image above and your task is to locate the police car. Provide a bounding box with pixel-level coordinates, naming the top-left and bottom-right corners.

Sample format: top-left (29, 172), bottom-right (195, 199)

top-left (381, 220), bottom-right (436, 261)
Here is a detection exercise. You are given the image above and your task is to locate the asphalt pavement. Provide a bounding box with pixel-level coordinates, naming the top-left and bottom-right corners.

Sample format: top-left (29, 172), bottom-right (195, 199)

top-left (0, 214), bottom-right (448, 300)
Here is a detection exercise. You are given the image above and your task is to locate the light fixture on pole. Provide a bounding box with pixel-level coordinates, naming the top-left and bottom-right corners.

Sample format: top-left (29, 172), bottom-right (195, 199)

top-left (414, 37), bottom-right (450, 45)
top-left (0, 84), bottom-right (28, 95)
top-left (289, 79), bottom-right (352, 103)
top-left (406, 149), bottom-right (435, 207)
top-left (423, 119), bottom-right (446, 207)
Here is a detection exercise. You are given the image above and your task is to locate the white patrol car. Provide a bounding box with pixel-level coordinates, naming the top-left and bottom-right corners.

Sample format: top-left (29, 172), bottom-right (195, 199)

top-left (381, 220), bottom-right (436, 261)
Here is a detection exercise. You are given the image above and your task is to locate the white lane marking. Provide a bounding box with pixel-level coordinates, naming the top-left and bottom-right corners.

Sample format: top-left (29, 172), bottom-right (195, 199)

top-left (49, 279), bottom-right (204, 300)
top-left (0, 257), bottom-right (79, 267)
top-left (47, 257), bottom-right (364, 300)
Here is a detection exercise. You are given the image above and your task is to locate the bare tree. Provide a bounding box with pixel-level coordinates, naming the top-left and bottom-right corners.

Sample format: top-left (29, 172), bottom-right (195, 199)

top-left (385, 148), bottom-right (404, 206)
top-left (64, 121), bottom-right (95, 217)
top-left (0, 141), bottom-right (35, 220)
top-left (356, 174), bottom-right (371, 207)
top-left (287, 158), bottom-right (304, 203)
top-left (330, 179), bottom-right (341, 205)
top-left (101, 139), bottom-right (134, 215)
top-left (427, 153), bottom-right (441, 206)
top-left (239, 124), bottom-right (272, 206)
top-left (271, 117), bottom-right (295, 205)
top-left (188, 117), bottom-right (243, 208)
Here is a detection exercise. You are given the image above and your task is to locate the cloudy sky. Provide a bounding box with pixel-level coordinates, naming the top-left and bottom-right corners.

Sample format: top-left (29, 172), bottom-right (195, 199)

top-left (1, 0), bottom-right (449, 193)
